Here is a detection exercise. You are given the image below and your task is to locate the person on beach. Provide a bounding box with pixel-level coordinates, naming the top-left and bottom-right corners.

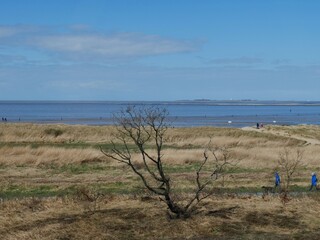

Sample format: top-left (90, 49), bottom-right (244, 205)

top-left (256, 123), bottom-right (259, 129)
top-left (309, 172), bottom-right (318, 191)
top-left (274, 171), bottom-right (281, 192)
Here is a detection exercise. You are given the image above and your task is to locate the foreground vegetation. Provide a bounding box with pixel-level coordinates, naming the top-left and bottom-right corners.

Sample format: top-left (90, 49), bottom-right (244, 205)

top-left (0, 123), bottom-right (320, 239)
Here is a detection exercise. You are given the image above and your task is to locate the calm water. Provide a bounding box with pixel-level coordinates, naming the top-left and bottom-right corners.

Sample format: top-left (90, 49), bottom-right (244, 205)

top-left (0, 101), bottom-right (320, 127)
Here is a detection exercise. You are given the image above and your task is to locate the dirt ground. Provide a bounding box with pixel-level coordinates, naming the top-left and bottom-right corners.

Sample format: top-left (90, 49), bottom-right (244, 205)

top-left (1, 194), bottom-right (320, 239)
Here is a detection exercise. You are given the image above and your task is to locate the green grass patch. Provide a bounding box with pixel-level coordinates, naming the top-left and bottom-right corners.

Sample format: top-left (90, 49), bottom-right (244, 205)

top-left (0, 141), bottom-right (201, 151)
top-left (18, 182), bottom-right (139, 197)
top-left (0, 141), bottom-right (94, 149)
top-left (163, 165), bottom-right (269, 174)
top-left (0, 185), bottom-right (73, 199)
top-left (163, 163), bottom-right (202, 173)
top-left (98, 182), bottom-right (138, 194)
top-left (226, 167), bottom-right (270, 174)
top-left (59, 164), bottom-right (105, 174)
top-left (44, 163), bottom-right (115, 174)
top-left (0, 182), bottom-right (314, 200)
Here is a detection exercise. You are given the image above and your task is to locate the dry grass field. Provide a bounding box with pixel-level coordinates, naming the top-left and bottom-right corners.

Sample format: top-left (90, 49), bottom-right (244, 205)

top-left (1, 123), bottom-right (320, 239)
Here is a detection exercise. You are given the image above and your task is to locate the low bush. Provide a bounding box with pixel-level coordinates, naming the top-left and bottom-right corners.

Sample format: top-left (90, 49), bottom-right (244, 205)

top-left (44, 128), bottom-right (64, 137)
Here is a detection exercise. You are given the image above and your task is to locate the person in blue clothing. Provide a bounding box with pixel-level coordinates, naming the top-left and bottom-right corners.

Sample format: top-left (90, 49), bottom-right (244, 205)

top-left (309, 172), bottom-right (318, 191)
top-left (274, 171), bottom-right (281, 192)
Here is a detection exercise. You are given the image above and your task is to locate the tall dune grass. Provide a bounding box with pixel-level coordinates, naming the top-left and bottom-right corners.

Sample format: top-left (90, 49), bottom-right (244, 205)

top-left (0, 123), bottom-right (116, 143)
top-left (0, 146), bottom-right (104, 166)
top-left (0, 123), bottom-right (317, 169)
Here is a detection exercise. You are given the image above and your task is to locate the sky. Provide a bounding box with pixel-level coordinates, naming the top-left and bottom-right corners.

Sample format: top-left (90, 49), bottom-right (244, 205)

top-left (0, 0), bottom-right (320, 101)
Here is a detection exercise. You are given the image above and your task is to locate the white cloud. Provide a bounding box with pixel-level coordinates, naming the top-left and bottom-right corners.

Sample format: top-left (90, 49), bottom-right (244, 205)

top-left (0, 25), bottom-right (199, 61)
top-left (1, 63), bottom-right (320, 100)
top-left (272, 59), bottom-right (290, 65)
top-left (0, 26), bottom-right (20, 38)
top-left (206, 57), bottom-right (263, 65)
top-left (32, 33), bottom-right (197, 58)
top-left (49, 79), bottom-right (123, 90)
top-left (0, 54), bottom-right (28, 64)
top-left (0, 25), bottom-right (40, 38)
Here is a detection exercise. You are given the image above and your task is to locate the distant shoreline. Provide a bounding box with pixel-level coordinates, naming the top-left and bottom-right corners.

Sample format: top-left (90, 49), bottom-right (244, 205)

top-left (1, 100), bottom-right (320, 106)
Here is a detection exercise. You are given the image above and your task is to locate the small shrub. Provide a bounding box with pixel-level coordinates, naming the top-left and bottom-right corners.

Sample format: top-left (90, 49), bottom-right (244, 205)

top-left (44, 128), bottom-right (64, 137)
top-left (22, 197), bottom-right (45, 212)
top-left (75, 186), bottom-right (103, 213)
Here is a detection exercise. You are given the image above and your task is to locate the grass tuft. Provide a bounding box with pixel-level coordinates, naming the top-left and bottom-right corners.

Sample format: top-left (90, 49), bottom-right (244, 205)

top-left (44, 128), bottom-right (64, 137)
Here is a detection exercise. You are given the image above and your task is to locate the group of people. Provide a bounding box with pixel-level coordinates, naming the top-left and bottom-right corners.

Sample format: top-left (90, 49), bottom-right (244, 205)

top-left (256, 123), bottom-right (264, 129)
top-left (1, 117), bottom-right (7, 122)
top-left (274, 171), bottom-right (318, 192)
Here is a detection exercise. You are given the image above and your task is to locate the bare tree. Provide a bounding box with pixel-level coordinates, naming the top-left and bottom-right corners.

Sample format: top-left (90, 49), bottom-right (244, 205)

top-left (276, 148), bottom-right (303, 205)
top-left (277, 148), bottom-right (303, 193)
top-left (100, 105), bottom-right (234, 218)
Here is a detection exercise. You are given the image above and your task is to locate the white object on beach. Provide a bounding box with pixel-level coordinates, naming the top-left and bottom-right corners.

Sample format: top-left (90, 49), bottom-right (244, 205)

top-left (273, 120), bottom-right (276, 123)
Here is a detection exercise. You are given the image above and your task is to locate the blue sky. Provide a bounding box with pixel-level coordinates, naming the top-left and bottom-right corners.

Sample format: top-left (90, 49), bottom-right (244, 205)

top-left (1, 0), bottom-right (320, 101)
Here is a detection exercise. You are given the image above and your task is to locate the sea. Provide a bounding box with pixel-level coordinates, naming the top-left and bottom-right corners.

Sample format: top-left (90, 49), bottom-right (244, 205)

top-left (0, 100), bottom-right (320, 128)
